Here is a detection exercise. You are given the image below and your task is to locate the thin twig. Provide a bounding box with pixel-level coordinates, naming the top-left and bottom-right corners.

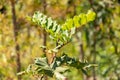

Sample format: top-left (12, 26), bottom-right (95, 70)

top-left (56, 41), bottom-right (70, 50)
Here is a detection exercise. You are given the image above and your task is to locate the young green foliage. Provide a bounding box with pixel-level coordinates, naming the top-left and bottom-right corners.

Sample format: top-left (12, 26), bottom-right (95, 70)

top-left (62, 10), bottom-right (96, 30)
top-left (31, 10), bottom-right (96, 45)
top-left (21, 10), bottom-right (96, 80)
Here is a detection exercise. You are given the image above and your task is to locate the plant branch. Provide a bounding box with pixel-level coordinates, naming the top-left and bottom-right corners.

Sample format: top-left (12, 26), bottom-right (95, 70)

top-left (10, 0), bottom-right (21, 80)
top-left (56, 41), bottom-right (70, 50)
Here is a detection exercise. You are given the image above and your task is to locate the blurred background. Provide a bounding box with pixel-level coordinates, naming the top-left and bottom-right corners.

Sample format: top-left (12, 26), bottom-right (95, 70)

top-left (0, 0), bottom-right (120, 80)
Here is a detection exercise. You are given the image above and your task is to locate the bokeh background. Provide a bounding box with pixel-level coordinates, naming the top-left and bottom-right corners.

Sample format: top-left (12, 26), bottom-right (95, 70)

top-left (0, 0), bottom-right (120, 80)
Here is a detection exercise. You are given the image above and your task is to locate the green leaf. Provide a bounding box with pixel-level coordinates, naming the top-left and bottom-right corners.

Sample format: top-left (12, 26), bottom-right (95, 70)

top-left (66, 19), bottom-right (74, 29)
top-left (79, 13), bottom-right (87, 25)
top-left (34, 57), bottom-right (48, 67)
top-left (34, 58), bottom-right (54, 77)
top-left (41, 15), bottom-right (47, 25)
top-left (17, 71), bottom-right (26, 76)
top-left (40, 45), bottom-right (46, 49)
top-left (54, 72), bottom-right (67, 80)
top-left (47, 17), bottom-right (53, 29)
top-left (73, 16), bottom-right (80, 27)
top-left (86, 10), bottom-right (96, 21)
top-left (26, 65), bottom-right (33, 73)
top-left (37, 68), bottom-right (54, 77)
top-left (55, 67), bottom-right (69, 73)
top-left (52, 21), bottom-right (58, 32)
top-left (55, 25), bottom-right (61, 33)
top-left (70, 27), bottom-right (76, 36)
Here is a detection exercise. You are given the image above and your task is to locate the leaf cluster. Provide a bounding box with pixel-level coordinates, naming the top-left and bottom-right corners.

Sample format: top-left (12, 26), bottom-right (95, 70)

top-left (31, 10), bottom-right (96, 45)
top-left (25, 54), bottom-right (96, 80)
